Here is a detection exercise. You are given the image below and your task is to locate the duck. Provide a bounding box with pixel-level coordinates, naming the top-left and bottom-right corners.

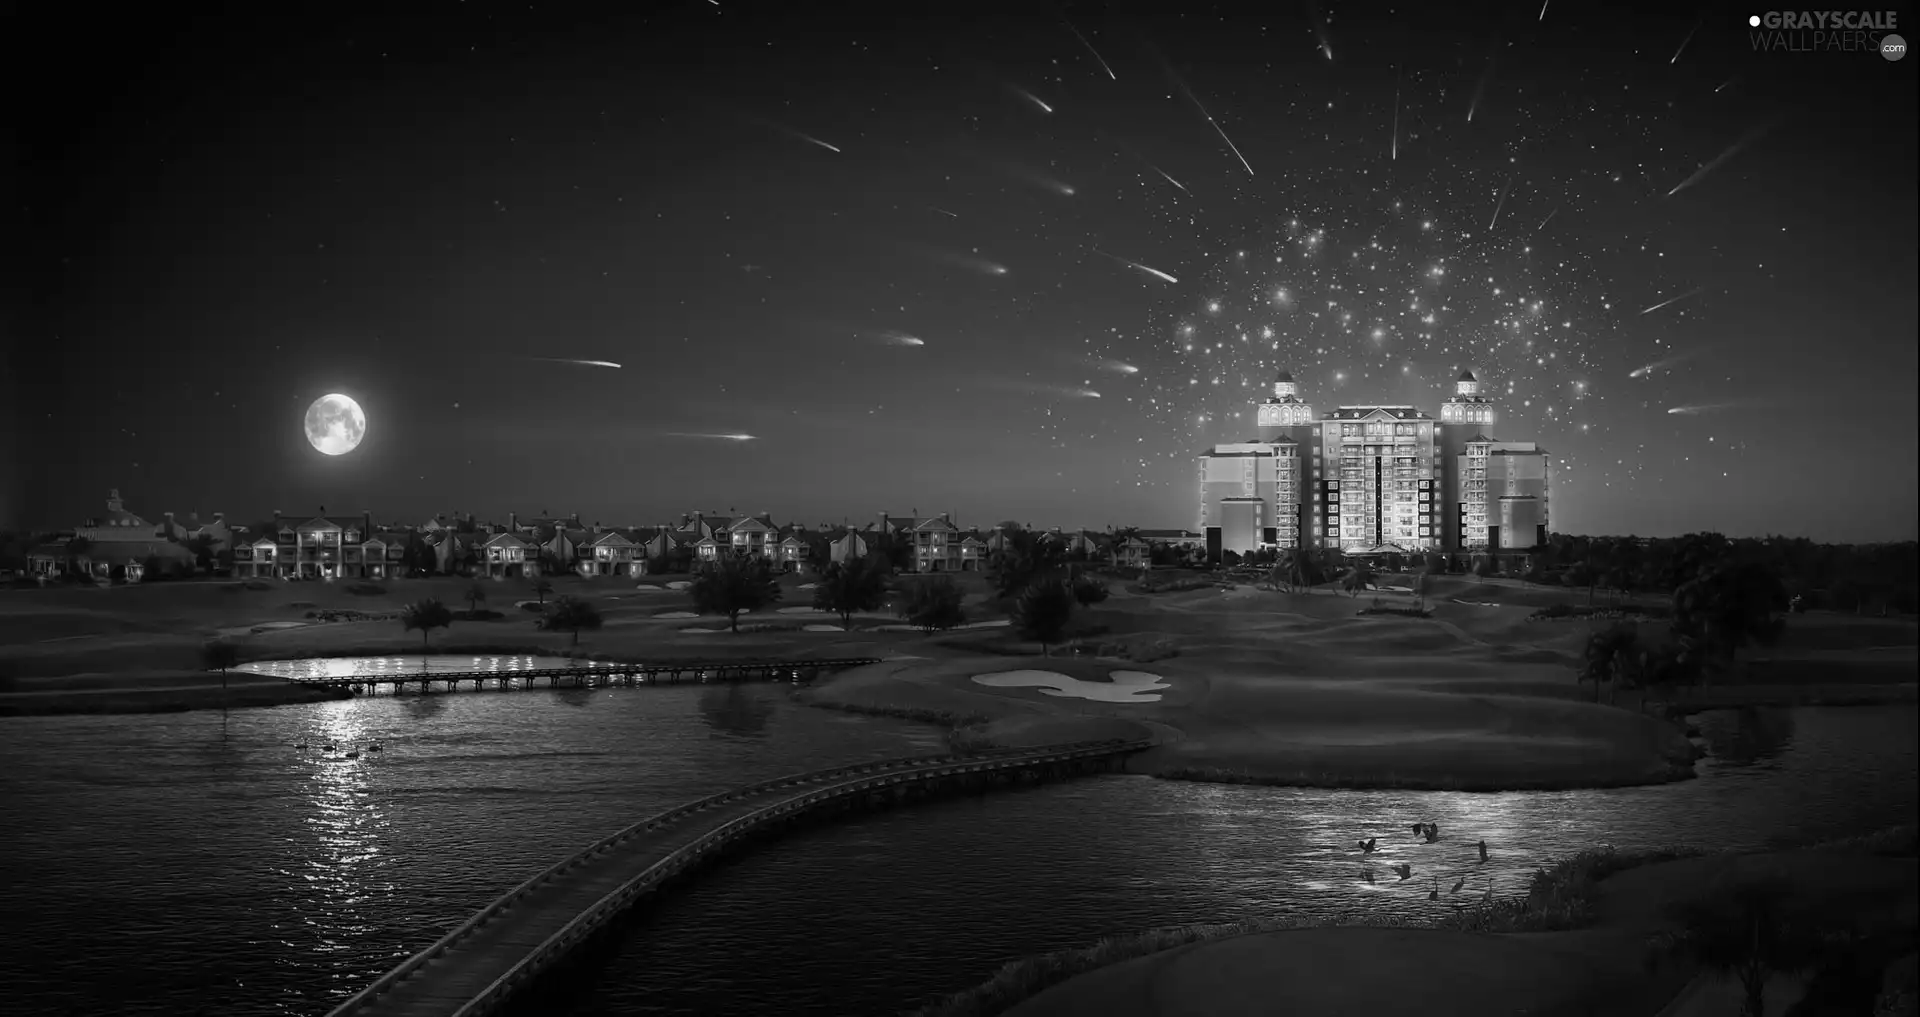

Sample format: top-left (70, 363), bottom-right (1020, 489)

top-left (1429, 877), bottom-right (1440, 901)
top-left (1409, 822), bottom-right (1425, 836)
top-left (1391, 863), bottom-right (1412, 881)
top-left (294, 742), bottom-right (308, 751)
top-left (1477, 839), bottom-right (1489, 863)
top-left (1362, 868), bottom-right (1376, 884)
top-left (322, 743), bottom-right (337, 753)
top-left (368, 742), bottom-right (384, 752)
top-left (1424, 823), bottom-right (1441, 843)
top-left (1357, 837), bottom-right (1378, 853)
top-left (344, 748), bottom-right (361, 759)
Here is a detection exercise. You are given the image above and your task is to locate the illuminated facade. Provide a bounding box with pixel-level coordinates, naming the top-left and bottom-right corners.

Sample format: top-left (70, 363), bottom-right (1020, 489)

top-left (1197, 369), bottom-right (1550, 557)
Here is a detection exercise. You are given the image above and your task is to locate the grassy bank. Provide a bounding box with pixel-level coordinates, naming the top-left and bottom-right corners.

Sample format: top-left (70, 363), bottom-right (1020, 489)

top-left (0, 670), bottom-right (351, 717)
top-left (913, 824), bottom-right (1919, 1017)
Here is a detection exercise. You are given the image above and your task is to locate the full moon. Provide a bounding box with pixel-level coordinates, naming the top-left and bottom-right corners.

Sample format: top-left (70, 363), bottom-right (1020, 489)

top-left (304, 394), bottom-right (367, 456)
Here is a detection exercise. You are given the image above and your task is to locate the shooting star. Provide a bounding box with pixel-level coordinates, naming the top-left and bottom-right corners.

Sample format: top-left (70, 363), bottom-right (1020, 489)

top-left (1488, 178), bottom-right (1513, 231)
top-left (1097, 359), bottom-right (1140, 375)
top-left (796, 134), bottom-right (840, 153)
top-left (1391, 68), bottom-right (1401, 159)
top-left (1010, 85), bottom-right (1054, 114)
top-left (1307, 0), bottom-right (1335, 60)
top-left (665, 432), bottom-right (758, 441)
top-left (1667, 123), bottom-right (1775, 197)
top-left (526, 357), bottom-right (622, 369)
top-left (1714, 77), bottom-right (1737, 93)
top-left (1164, 64), bottom-right (1254, 176)
top-left (1667, 404), bottom-right (1738, 416)
top-left (873, 331), bottom-right (926, 347)
top-left (928, 206), bottom-right (960, 218)
top-left (1468, 42), bottom-right (1497, 123)
top-left (1631, 346), bottom-right (1715, 377)
top-left (1670, 17), bottom-right (1702, 64)
top-left (1094, 250), bottom-right (1179, 284)
top-left (1153, 166), bottom-right (1190, 193)
top-left (1539, 0), bottom-right (1549, 21)
top-left (1641, 288), bottom-right (1702, 315)
top-left (1535, 207), bottom-right (1559, 232)
top-left (1064, 20), bottom-right (1117, 80)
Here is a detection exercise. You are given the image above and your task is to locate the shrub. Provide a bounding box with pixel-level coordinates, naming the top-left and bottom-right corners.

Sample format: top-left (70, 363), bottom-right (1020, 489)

top-left (1072, 575), bottom-right (1110, 607)
top-left (899, 576), bottom-right (967, 632)
top-left (453, 609), bottom-right (504, 622)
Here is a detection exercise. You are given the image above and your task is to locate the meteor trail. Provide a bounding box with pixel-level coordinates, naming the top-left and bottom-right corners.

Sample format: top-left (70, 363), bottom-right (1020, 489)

top-left (796, 134), bottom-right (840, 153)
top-left (1094, 250), bottom-right (1179, 284)
top-left (875, 331), bottom-right (925, 347)
top-left (1641, 288), bottom-right (1702, 315)
top-left (1391, 69), bottom-right (1401, 159)
top-left (1670, 17), bottom-right (1702, 64)
top-left (1063, 20), bottom-right (1116, 80)
top-left (526, 357), bottom-right (621, 369)
top-left (1535, 207), bottom-right (1559, 232)
top-left (665, 432), bottom-right (757, 441)
top-left (1164, 64), bottom-right (1254, 176)
top-left (1539, 0), bottom-right (1549, 20)
top-left (1488, 178), bottom-right (1512, 231)
top-left (928, 206), bottom-right (959, 218)
top-left (1011, 86), bottom-right (1053, 114)
top-left (1667, 123), bottom-right (1775, 197)
top-left (1153, 166), bottom-right (1190, 193)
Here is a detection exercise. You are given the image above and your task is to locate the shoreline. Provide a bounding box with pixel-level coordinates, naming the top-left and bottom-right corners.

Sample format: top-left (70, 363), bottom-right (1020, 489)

top-left (0, 670), bottom-right (352, 717)
top-left (915, 824), bottom-right (1920, 1017)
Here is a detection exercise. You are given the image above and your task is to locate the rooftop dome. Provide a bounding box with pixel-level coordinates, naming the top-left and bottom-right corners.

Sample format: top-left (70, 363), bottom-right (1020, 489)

top-left (1458, 369), bottom-right (1477, 382)
top-left (1276, 369), bottom-right (1294, 383)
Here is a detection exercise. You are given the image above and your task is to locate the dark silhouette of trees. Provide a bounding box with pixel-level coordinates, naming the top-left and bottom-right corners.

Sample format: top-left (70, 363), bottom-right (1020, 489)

top-left (1072, 574), bottom-right (1110, 607)
top-left (1579, 624), bottom-right (1640, 705)
top-left (1672, 560), bottom-right (1787, 685)
top-left (531, 578), bottom-right (553, 605)
top-left (1644, 877), bottom-right (1856, 1017)
top-left (689, 554), bottom-right (781, 632)
top-left (898, 575), bottom-right (967, 632)
top-left (813, 557), bottom-right (890, 628)
top-left (463, 581), bottom-right (488, 612)
top-left (1013, 577), bottom-right (1075, 656)
top-left (201, 638), bottom-right (240, 692)
top-left (542, 595), bottom-right (603, 647)
top-left (401, 598), bottom-right (453, 650)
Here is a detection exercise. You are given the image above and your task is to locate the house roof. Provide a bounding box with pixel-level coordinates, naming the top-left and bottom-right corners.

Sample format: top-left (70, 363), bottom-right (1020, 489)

top-left (1466, 433), bottom-right (1497, 443)
top-left (481, 532), bottom-right (530, 549)
top-left (728, 514), bottom-right (777, 532)
top-left (294, 517), bottom-right (344, 531)
top-left (587, 530), bottom-right (634, 547)
top-left (1326, 406), bottom-right (1435, 421)
top-left (913, 516), bottom-right (958, 531)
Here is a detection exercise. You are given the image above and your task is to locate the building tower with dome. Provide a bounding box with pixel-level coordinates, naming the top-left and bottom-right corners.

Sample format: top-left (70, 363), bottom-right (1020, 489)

top-left (1196, 368), bottom-right (1551, 561)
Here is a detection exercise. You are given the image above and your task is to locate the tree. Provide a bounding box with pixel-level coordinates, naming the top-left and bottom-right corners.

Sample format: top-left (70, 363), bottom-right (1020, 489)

top-left (543, 595), bottom-right (603, 648)
top-left (1672, 561), bottom-right (1787, 685)
top-left (1411, 566), bottom-right (1436, 612)
top-left (531, 578), bottom-right (554, 605)
top-left (1385, 551), bottom-right (1406, 572)
top-left (463, 581), bottom-right (488, 612)
top-left (1013, 577), bottom-right (1075, 656)
top-left (1072, 574), bottom-right (1110, 607)
top-left (401, 598), bottom-right (453, 650)
top-left (899, 575), bottom-right (967, 632)
top-left (201, 638), bottom-right (240, 692)
top-left (813, 557), bottom-right (890, 628)
top-left (689, 553), bottom-right (781, 632)
top-left (1340, 561), bottom-right (1374, 597)
top-left (1564, 561), bottom-right (1599, 607)
top-left (185, 533), bottom-right (217, 573)
top-left (1579, 623), bottom-right (1640, 705)
top-left (1221, 548), bottom-right (1242, 567)
top-left (1644, 877), bottom-right (1852, 1017)
top-left (65, 535), bottom-right (92, 578)
top-left (1473, 554), bottom-right (1496, 581)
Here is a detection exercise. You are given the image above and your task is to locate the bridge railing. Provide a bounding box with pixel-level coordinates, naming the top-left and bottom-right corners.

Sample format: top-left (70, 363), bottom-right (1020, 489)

top-left (452, 738), bottom-right (1157, 1017)
top-left (324, 738), bottom-right (1145, 1016)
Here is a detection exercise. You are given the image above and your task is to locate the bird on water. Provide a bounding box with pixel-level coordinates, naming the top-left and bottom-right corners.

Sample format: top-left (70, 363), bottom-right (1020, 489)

top-left (1391, 863), bottom-right (1412, 881)
top-left (1357, 837), bottom-right (1378, 853)
top-left (1477, 839), bottom-right (1489, 862)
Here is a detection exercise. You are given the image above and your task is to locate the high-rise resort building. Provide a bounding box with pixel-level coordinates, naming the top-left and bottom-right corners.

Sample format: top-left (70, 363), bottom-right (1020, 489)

top-left (1196, 369), bottom-right (1551, 561)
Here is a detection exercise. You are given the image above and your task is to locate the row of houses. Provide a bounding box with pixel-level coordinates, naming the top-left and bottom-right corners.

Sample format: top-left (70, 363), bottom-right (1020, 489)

top-left (27, 491), bottom-right (1209, 583)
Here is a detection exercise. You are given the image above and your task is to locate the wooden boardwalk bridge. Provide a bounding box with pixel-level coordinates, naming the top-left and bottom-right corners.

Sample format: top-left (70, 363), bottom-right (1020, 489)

top-left (268, 657), bottom-right (884, 694)
top-left (323, 737), bottom-right (1153, 1017)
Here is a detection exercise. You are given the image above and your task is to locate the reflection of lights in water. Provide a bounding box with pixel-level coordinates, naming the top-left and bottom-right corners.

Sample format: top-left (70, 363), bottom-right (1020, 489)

top-left (299, 698), bottom-right (390, 947)
top-left (236, 655), bottom-right (625, 680)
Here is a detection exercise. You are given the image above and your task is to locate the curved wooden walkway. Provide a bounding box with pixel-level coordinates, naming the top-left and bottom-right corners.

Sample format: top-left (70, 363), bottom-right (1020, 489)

top-left (325, 738), bottom-right (1153, 1017)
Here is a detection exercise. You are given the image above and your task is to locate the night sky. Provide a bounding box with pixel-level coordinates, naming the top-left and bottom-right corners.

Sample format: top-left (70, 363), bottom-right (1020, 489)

top-left (20, 2), bottom-right (1918, 541)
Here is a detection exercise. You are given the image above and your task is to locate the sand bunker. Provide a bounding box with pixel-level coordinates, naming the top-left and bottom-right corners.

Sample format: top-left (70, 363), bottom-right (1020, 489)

top-left (632, 584), bottom-right (665, 592)
top-left (777, 607), bottom-right (820, 615)
top-left (803, 624), bottom-right (844, 632)
top-left (971, 669), bottom-right (1170, 703)
top-left (679, 627), bottom-right (726, 633)
top-left (665, 581), bottom-right (691, 589)
top-left (798, 583), bottom-right (817, 589)
top-left (653, 611), bottom-right (699, 619)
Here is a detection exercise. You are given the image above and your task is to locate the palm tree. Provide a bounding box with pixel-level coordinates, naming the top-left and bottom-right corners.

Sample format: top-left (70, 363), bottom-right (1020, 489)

top-left (1340, 561), bottom-right (1374, 598)
top-left (65, 535), bottom-right (92, 580)
top-left (812, 557), bottom-right (889, 628)
top-left (1673, 561), bottom-right (1787, 689)
top-left (543, 595), bottom-right (603, 648)
top-left (1645, 876), bottom-right (1852, 1017)
top-left (201, 638), bottom-right (240, 692)
top-left (689, 553), bottom-right (781, 632)
top-left (530, 577), bottom-right (554, 605)
top-left (401, 598), bottom-right (454, 650)
top-left (1579, 623), bottom-right (1640, 704)
top-left (462, 581), bottom-right (487, 613)
top-left (1411, 566), bottom-right (1437, 612)
top-left (1012, 577), bottom-right (1075, 656)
